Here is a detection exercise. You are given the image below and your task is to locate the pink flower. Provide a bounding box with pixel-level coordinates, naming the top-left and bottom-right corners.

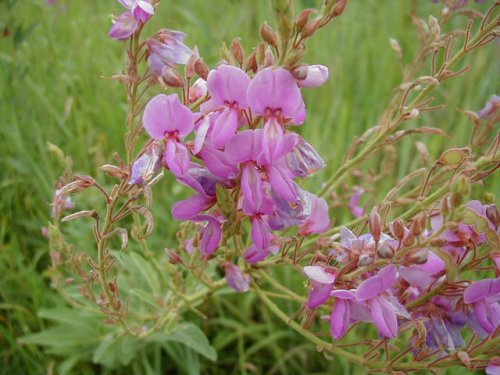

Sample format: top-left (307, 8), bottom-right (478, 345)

top-left (224, 262), bottom-right (251, 292)
top-left (109, 1), bottom-right (155, 40)
top-left (298, 65), bottom-right (329, 88)
top-left (304, 265), bottom-right (336, 308)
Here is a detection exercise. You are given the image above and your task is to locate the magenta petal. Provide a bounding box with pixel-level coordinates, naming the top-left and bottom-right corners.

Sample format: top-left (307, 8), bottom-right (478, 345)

top-left (194, 115), bottom-right (211, 154)
top-left (331, 289), bottom-right (356, 300)
top-left (298, 65), bottom-right (329, 88)
top-left (299, 195), bottom-right (330, 235)
top-left (164, 140), bottom-right (190, 177)
top-left (209, 108), bottom-right (239, 148)
top-left (268, 165), bottom-right (297, 202)
top-left (251, 216), bottom-right (272, 250)
top-left (199, 216), bottom-right (222, 255)
top-left (226, 129), bottom-right (264, 164)
top-left (261, 118), bottom-right (285, 164)
top-left (464, 278), bottom-right (500, 304)
top-left (207, 65), bottom-right (250, 108)
top-left (143, 94), bottom-right (194, 139)
top-left (224, 262), bottom-right (251, 292)
top-left (370, 296), bottom-right (398, 338)
top-left (474, 301), bottom-right (497, 334)
top-left (331, 299), bottom-right (350, 340)
top-left (307, 282), bottom-right (333, 309)
top-left (133, 0), bottom-right (154, 22)
top-left (247, 68), bottom-right (303, 117)
top-left (198, 144), bottom-right (238, 179)
top-left (244, 245), bottom-right (270, 263)
top-left (109, 11), bottom-right (138, 40)
top-left (171, 194), bottom-right (213, 220)
top-left (241, 164), bottom-right (264, 213)
top-left (118, 0), bottom-right (135, 8)
top-left (356, 265), bottom-right (398, 301)
top-left (304, 266), bottom-right (336, 284)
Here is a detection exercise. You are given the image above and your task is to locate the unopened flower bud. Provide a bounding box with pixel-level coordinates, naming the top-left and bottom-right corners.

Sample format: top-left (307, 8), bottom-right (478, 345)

top-left (358, 252), bottom-right (374, 267)
top-left (330, 0), bottom-right (347, 17)
top-left (407, 248), bottom-right (428, 264)
top-left (291, 64), bottom-right (309, 80)
top-left (377, 243), bottom-right (395, 259)
top-left (451, 175), bottom-right (470, 195)
top-left (100, 164), bottom-right (128, 179)
top-left (186, 46), bottom-right (200, 79)
top-left (161, 67), bottom-right (184, 87)
top-left (286, 136), bottom-right (325, 177)
top-left (231, 37), bottom-right (245, 66)
top-left (410, 214), bottom-right (426, 236)
top-left (429, 15), bottom-right (440, 39)
top-left (301, 18), bottom-right (321, 38)
top-left (389, 38), bottom-right (402, 59)
top-left (296, 9), bottom-right (316, 31)
top-left (165, 249), bottom-right (183, 264)
top-left (450, 192), bottom-right (463, 208)
top-left (188, 78), bottom-right (207, 103)
top-left (245, 51), bottom-right (257, 73)
top-left (260, 22), bottom-right (278, 47)
top-left (224, 262), bottom-right (251, 292)
top-left (264, 46), bottom-right (275, 67)
top-left (486, 204), bottom-right (500, 228)
top-left (391, 219), bottom-right (406, 241)
top-left (255, 42), bottom-right (266, 66)
top-left (369, 207), bottom-right (382, 243)
top-left (298, 65), bottom-right (329, 88)
top-left (429, 238), bottom-right (447, 247)
top-left (440, 197), bottom-right (450, 217)
top-left (285, 43), bottom-right (306, 66)
top-left (194, 59), bottom-right (209, 80)
top-left (403, 232), bottom-right (416, 247)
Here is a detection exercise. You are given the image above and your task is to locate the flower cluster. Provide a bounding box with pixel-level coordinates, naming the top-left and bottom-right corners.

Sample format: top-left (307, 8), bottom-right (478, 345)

top-left (304, 200), bottom-right (499, 349)
top-left (109, 0), bottom-right (155, 40)
top-left (138, 63), bottom-right (330, 261)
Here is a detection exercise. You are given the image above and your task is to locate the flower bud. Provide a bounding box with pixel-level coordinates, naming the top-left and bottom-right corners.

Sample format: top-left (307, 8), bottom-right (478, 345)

top-left (451, 175), bottom-right (470, 195)
top-left (486, 204), bottom-right (500, 228)
top-left (330, 0), bottom-right (347, 18)
top-left (429, 238), bottom-right (447, 247)
top-left (100, 164), bottom-right (128, 179)
top-left (377, 243), bottom-right (395, 259)
top-left (260, 22), bottom-right (278, 47)
top-left (410, 214), bottom-right (426, 236)
top-left (264, 46), bottom-right (275, 67)
top-left (391, 219), bottom-right (406, 241)
top-left (255, 42), bottom-right (266, 66)
top-left (298, 65), bottom-right (329, 88)
top-left (291, 64), bottom-right (308, 81)
top-left (284, 42), bottom-right (306, 66)
top-left (296, 9), bottom-right (316, 31)
top-left (358, 252), bottom-right (374, 267)
top-left (389, 38), bottom-right (402, 59)
top-left (161, 67), bottom-right (184, 87)
top-left (62, 210), bottom-right (99, 222)
top-left (429, 15), bottom-right (440, 39)
top-left (403, 232), bottom-right (416, 247)
top-left (286, 137), bottom-right (326, 177)
top-left (231, 37), bottom-right (245, 66)
top-left (186, 45), bottom-right (200, 79)
top-left (224, 262), bottom-right (251, 293)
top-left (301, 17), bottom-right (321, 38)
top-left (369, 207), bottom-right (382, 243)
top-left (450, 192), bottom-right (463, 208)
top-left (245, 51), bottom-right (257, 73)
top-left (194, 59), bottom-right (209, 80)
top-left (188, 78), bottom-right (207, 103)
top-left (165, 249), bottom-right (183, 264)
top-left (407, 248), bottom-right (428, 264)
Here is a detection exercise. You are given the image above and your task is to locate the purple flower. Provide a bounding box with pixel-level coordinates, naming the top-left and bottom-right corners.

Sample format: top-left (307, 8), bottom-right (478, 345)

top-left (147, 30), bottom-right (192, 75)
top-left (51, 189), bottom-right (75, 218)
top-left (400, 252), bottom-right (445, 288)
top-left (286, 136), bottom-right (325, 177)
top-left (464, 278), bottom-right (500, 335)
top-left (198, 214), bottom-right (222, 256)
top-left (142, 94), bottom-right (194, 177)
top-left (224, 262), bottom-right (251, 292)
top-left (109, 1), bottom-right (154, 40)
top-left (478, 95), bottom-right (499, 119)
top-left (304, 265), bottom-right (336, 308)
top-left (298, 65), bottom-right (329, 88)
top-left (298, 195), bottom-right (330, 235)
top-left (348, 187), bottom-right (365, 218)
top-left (129, 144), bottom-right (162, 185)
top-left (486, 357), bottom-right (500, 375)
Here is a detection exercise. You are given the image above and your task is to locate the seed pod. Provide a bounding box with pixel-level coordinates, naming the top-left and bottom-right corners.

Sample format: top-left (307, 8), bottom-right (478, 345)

top-left (260, 22), bottom-right (278, 47)
top-left (437, 147), bottom-right (471, 168)
top-left (231, 38), bottom-right (245, 66)
top-left (194, 59), bottom-right (209, 80)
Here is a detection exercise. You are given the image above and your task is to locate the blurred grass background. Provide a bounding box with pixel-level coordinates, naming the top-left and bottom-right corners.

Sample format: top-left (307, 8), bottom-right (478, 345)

top-left (0, 0), bottom-right (498, 374)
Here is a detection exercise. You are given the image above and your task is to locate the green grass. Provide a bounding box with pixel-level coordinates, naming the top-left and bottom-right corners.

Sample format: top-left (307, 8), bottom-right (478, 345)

top-left (0, 0), bottom-right (498, 374)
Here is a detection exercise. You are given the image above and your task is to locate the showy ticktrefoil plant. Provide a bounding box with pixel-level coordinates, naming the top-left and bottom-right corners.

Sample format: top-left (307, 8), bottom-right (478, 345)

top-left (45, 0), bottom-right (500, 372)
